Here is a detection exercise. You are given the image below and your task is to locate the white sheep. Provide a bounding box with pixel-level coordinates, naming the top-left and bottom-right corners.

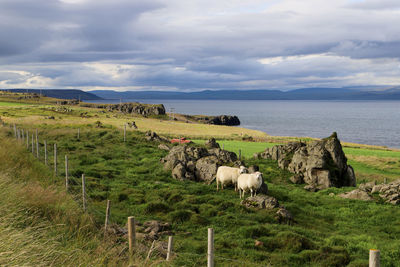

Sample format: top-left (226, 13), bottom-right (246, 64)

top-left (216, 166), bottom-right (247, 191)
top-left (237, 172), bottom-right (263, 199)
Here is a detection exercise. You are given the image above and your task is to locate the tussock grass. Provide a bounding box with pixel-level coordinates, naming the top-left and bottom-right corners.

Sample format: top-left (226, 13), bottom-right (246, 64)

top-left (0, 131), bottom-right (159, 267)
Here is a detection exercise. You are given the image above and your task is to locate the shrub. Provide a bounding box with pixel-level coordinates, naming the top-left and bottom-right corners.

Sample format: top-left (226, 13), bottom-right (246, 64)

top-left (144, 201), bottom-right (170, 214)
top-left (169, 210), bottom-right (192, 223)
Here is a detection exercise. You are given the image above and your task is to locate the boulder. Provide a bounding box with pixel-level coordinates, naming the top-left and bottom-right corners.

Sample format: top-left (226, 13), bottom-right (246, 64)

top-left (207, 148), bottom-right (237, 163)
top-left (339, 189), bottom-right (373, 201)
top-left (145, 131), bottom-right (169, 142)
top-left (141, 220), bottom-right (171, 241)
top-left (359, 181), bottom-right (376, 192)
top-left (205, 138), bottom-right (220, 149)
top-left (371, 184), bottom-right (384, 194)
top-left (260, 133), bottom-right (356, 189)
top-left (289, 174), bottom-right (304, 184)
top-left (195, 156), bottom-right (219, 182)
top-left (158, 144), bottom-right (171, 151)
top-left (172, 163), bottom-right (187, 181)
top-left (241, 195), bottom-right (279, 209)
top-left (162, 143), bottom-right (239, 183)
top-left (377, 179), bottom-right (400, 204)
top-left (207, 115), bottom-right (240, 126)
top-left (276, 207), bottom-right (294, 225)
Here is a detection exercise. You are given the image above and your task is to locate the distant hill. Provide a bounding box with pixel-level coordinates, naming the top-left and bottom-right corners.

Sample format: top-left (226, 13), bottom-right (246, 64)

top-left (2, 89), bottom-right (102, 100)
top-left (90, 87), bottom-right (400, 100)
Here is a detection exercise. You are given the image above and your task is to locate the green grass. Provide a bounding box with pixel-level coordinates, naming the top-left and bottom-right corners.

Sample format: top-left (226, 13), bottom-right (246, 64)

top-left (0, 133), bottom-right (132, 266)
top-left (3, 124), bottom-right (400, 266)
top-left (0, 101), bottom-right (30, 106)
top-left (193, 140), bottom-right (278, 159)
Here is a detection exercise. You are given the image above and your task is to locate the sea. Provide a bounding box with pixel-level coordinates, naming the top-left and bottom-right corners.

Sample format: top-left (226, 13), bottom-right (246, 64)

top-left (87, 99), bottom-right (400, 149)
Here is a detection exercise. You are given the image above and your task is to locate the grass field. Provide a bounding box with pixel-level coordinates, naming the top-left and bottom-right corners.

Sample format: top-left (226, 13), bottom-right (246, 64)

top-left (2, 98), bottom-right (400, 266)
top-left (0, 101), bottom-right (30, 106)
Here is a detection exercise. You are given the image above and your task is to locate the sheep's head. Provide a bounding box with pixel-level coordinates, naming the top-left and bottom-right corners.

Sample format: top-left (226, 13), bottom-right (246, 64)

top-left (239, 165), bottom-right (248, 174)
top-left (255, 172), bottom-right (263, 181)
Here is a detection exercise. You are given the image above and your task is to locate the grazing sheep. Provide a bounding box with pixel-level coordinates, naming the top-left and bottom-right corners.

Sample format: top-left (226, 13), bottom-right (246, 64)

top-left (237, 172), bottom-right (264, 199)
top-left (216, 166), bottom-right (247, 191)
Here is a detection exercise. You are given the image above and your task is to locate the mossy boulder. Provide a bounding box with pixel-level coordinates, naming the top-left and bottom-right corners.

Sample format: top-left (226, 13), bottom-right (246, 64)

top-left (259, 133), bottom-right (356, 190)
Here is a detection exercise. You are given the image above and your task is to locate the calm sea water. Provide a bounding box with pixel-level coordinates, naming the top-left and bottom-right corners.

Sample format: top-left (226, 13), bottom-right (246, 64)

top-left (88, 99), bottom-right (400, 148)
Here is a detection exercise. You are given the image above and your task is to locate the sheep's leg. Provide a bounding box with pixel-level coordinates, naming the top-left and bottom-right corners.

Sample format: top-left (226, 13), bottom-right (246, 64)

top-left (254, 190), bottom-right (257, 197)
top-left (222, 183), bottom-right (224, 190)
top-left (216, 180), bottom-right (219, 191)
top-left (250, 189), bottom-right (253, 197)
top-left (239, 189), bottom-right (242, 199)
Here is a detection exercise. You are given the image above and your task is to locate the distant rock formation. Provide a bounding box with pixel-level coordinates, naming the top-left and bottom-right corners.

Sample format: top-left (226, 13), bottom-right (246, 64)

top-left (80, 102), bottom-right (166, 116)
top-left (206, 115), bottom-right (240, 126)
top-left (256, 132), bottom-right (356, 191)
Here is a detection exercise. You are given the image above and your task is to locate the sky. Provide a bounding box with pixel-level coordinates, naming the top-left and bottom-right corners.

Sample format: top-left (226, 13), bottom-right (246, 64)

top-left (1, 0), bottom-right (400, 92)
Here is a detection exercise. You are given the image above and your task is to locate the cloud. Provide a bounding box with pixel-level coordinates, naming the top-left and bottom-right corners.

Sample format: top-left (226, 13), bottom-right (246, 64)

top-left (1, 0), bottom-right (400, 90)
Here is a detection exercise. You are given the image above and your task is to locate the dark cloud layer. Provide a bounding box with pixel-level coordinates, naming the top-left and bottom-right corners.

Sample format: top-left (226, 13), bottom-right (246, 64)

top-left (1, 0), bottom-right (400, 90)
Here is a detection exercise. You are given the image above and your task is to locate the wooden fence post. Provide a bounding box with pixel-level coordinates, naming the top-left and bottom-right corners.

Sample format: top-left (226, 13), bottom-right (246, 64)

top-left (208, 228), bottom-right (214, 267)
top-left (65, 155), bottom-right (69, 190)
top-left (128, 216), bottom-right (136, 256)
top-left (44, 140), bottom-right (47, 165)
top-left (166, 236), bottom-right (173, 261)
top-left (54, 143), bottom-right (57, 175)
top-left (82, 174), bottom-right (86, 212)
top-left (26, 130), bottom-right (29, 149)
top-left (369, 249), bottom-right (380, 267)
top-left (13, 124), bottom-right (16, 138)
top-left (21, 129), bottom-right (24, 143)
top-left (124, 124), bottom-right (126, 142)
top-left (36, 129), bottom-right (39, 158)
top-left (104, 200), bottom-right (111, 237)
top-left (31, 134), bottom-right (34, 154)
top-left (16, 128), bottom-right (20, 141)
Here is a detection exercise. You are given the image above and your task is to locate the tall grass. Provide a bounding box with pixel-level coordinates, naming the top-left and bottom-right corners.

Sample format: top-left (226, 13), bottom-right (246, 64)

top-left (0, 129), bottom-right (145, 266)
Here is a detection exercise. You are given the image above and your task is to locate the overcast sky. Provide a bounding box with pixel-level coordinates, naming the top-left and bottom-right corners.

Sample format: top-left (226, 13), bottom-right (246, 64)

top-left (1, 0), bottom-right (400, 91)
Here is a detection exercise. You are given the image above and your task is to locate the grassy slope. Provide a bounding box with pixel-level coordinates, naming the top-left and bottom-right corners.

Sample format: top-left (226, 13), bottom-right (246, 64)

top-left (0, 104), bottom-right (267, 140)
top-left (0, 133), bottom-right (132, 266)
top-left (2, 99), bottom-right (400, 266)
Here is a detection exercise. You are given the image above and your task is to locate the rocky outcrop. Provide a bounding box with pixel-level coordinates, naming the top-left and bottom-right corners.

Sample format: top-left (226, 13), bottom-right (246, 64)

top-left (276, 207), bottom-right (294, 225)
top-left (339, 189), bottom-right (373, 201)
top-left (257, 132), bottom-right (356, 191)
top-left (205, 138), bottom-right (220, 149)
top-left (194, 115), bottom-right (241, 126)
top-left (161, 143), bottom-right (238, 182)
top-left (376, 179), bottom-right (400, 205)
top-left (241, 195), bottom-right (280, 209)
top-left (80, 102), bottom-right (166, 116)
top-left (241, 194), bottom-right (293, 224)
top-left (158, 143), bottom-right (171, 151)
top-left (145, 131), bottom-right (169, 142)
top-left (207, 115), bottom-right (240, 126)
top-left (338, 179), bottom-right (400, 204)
top-left (141, 220), bottom-right (172, 241)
